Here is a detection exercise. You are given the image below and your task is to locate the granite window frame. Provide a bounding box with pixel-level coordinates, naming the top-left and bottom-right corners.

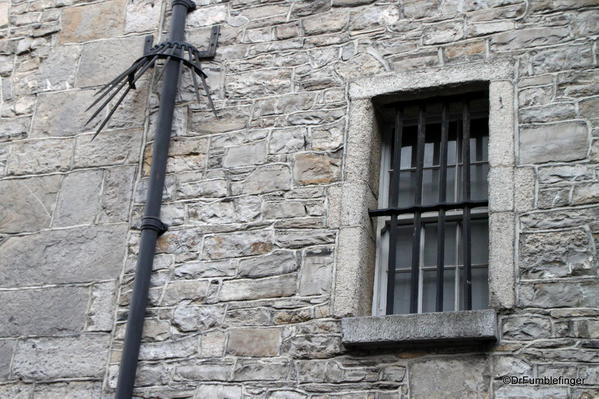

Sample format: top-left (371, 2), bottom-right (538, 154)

top-left (333, 61), bottom-right (519, 345)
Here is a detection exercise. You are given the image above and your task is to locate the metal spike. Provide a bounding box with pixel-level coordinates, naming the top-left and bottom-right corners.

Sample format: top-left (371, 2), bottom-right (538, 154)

top-left (93, 43), bottom-right (166, 101)
top-left (90, 85), bottom-right (132, 141)
top-left (86, 58), bottom-right (150, 114)
top-left (155, 45), bottom-right (177, 83)
top-left (187, 48), bottom-right (203, 104)
top-left (193, 50), bottom-right (218, 118)
top-left (87, 53), bottom-right (161, 133)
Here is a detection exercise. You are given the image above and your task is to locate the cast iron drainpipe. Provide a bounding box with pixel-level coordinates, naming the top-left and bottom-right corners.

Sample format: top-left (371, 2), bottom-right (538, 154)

top-left (115, 0), bottom-right (196, 397)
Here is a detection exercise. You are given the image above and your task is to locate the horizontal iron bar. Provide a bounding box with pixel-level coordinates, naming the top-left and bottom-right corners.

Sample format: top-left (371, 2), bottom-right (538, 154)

top-left (369, 200), bottom-right (488, 217)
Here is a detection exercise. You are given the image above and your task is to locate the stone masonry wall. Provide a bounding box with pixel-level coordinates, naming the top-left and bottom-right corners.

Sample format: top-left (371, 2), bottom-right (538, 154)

top-left (0, 0), bottom-right (598, 398)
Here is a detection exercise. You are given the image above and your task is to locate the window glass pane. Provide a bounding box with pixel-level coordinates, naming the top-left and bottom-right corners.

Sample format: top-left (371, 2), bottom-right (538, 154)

top-left (393, 225), bottom-right (413, 269)
top-left (422, 169), bottom-right (438, 206)
top-left (470, 163), bottom-right (488, 201)
top-left (423, 221), bottom-right (458, 267)
top-left (422, 270), bottom-right (437, 313)
top-left (393, 272), bottom-right (411, 314)
top-left (471, 218), bottom-right (488, 266)
top-left (471, 266), bottom-right (488, 310)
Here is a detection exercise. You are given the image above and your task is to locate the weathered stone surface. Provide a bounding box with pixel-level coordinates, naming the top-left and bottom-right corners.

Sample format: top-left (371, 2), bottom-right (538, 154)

top-left (13, 334), bottom-right (110, 380)
top-left (519, 121), bottom-right (588, 164)
top-left (572, 183), bottom-right (599, 205)
top-left (32, 381), bottom-right (102, 399)
top-left (174, 359), bottom-right (234, 382)
top-left (160, 280), bottom-right (211, 306)
top-left (223, 140), bottom-right (267, 167)
top-left (0, 339), bottom-right (15, 379)
top-left (53, 169), bottom-right (103, 227)
top-left (0, 175), bottom-right (61, 233)
top-left (269, 127), bottom-right (306, 154)
top-left (520, 229), bottom-right (595, 278)
top-left (219, 274), bottom-right (297, 301)
top-left (98, 165), bottom-right (136, 223)
top-left (7, 138), bottom-right (73, 175)
top-left (502, 316), bottom-right (551, 340)
top-left (203, 229), bottom-right (273, 259)
top-left (175, 260), bottom-right (236, 279)
top-left (0, 384), bottom-right (34, 399)
top-left (231, 164), bottom-right (292, 195)
top-left (519, 281), bottom-right (599, 308)
top-left (342, 310), bottom-right (497, 345)
top-left (226, 69), bottom-right (292, 98)
top-left (227, 328), bottom-right (282, 357)
top-left (0, 224), bottom-right (128, 286)
top-left (31, 89), bottom-right (96, 137)
top-left (176, 177), bottom-right (228, 199)
top-left (74, 129), bottom-right (142, 167)
top-left (87, 281), bottom-right (117, 332)
top-left (294, 153), bottom-right (341, 185)
top-left (138, 336), bottom-right (198, 360)
top-left (0, 117), bottom-right (29, 142)
top-left (0, 286), bottom-right (88, 337)
top-left (410, 356), bottom-right (489, 399)
top-left (173, 302), bottom-right (226, 332)
top-left (36, 45), bottom-right (81, 92)
top-left (60, 0), bottom-right (124, 43)
top-left (530, 44), bottom-right (593, 74)
top-left (493, 27), bottom-right (569, 51)
top-left (195, 385), bottom-right (243, 398)
top-left (281, 334), bottom-right (342, 359)
top-left (299, 247), bottom-right (333, 296)
top-left (303, 11), bottom-right (348, 35)
top-left (77, 36), bottom-right (145, 87)
top-left (494, 385), bottom-right (567, 399)
top-left (276, 229), bottom-right (336, 248)
top-left (238, 250), bottom-right (298, 278)
top-left (199, 331), bottom-right (226, 358)
top-left (125, 0), bottom-right (161, 33)
top-left (189, 196), bottom-right (261, 225)
top-left (233, 359), bottom-right (290, 381)
top-left (225, 307), bottom-right (272, 326)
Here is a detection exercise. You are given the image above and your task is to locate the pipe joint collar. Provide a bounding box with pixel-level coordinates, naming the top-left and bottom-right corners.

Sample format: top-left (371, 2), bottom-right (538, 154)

top-left (141, 216), bottom-right (169, 236)
top-left (172, 0), bottom-right (196, 11)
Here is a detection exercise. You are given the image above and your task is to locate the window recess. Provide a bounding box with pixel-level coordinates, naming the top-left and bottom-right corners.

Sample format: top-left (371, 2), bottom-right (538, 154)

top-left (371, 90), bottom-right (490, 315)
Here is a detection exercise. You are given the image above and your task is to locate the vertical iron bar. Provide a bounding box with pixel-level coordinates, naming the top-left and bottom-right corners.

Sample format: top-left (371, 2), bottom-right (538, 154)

top-left (410, 106), bottom-right (426, 313)
top-left (386, 109), bottom-right (403, 315)
top-left (435, 103), bottom-right (449, 312)
top-left (115, 1), bottom-right (195, 398)
top-left (461, 102), bottom-right (472, 310)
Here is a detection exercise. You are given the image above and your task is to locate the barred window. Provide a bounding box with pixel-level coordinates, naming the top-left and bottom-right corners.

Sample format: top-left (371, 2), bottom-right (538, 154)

top-left (372, 89), bottom-right (490, 315)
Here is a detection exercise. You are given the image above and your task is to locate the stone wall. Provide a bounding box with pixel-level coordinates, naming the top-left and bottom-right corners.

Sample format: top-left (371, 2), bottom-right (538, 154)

top-left (0, 0), bottom-right (598, 398)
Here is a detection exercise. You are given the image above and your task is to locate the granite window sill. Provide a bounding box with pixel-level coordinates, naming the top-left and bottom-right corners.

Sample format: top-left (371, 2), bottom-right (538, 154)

top-left (341, 309), bottom-right (497, 347)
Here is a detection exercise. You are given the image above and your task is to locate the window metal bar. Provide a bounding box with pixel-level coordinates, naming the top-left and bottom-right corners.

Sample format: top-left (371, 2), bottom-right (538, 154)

top-left (410, 106), bottom-right (426, 313)
top-left (435, 103), bottom-right (449, 312)
top-left (462, 102), bottom-right (473, 310)
top-left (385, 110), bottom-right (403, 315)
top-left (398, 159), bottom-right (487, 172)
top-left (368, 199), bottom-right (488, 217)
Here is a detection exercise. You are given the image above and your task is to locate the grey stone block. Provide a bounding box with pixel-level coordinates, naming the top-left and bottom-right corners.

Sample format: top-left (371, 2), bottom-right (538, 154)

top-left (0, 287), bottom-right (88, 337)
top-left (31, 90), bottom-right (97, 137)
top-left (7, 138), bottom-right (74, 175)
top-left (519, 121), bottom-right (588, 164)
top-left (0, 224), bottom-right (128, 287)
top-left (12, 334), bottom-right (110, 380)
top-left (410, 356), bottom-right (489, 399)
top-left (53, 169), bottom-right (103, 227)
top-left (0, 175), bottom-right (61, 233)
top-left (32, 382), bottom-right (102, 399)
top-left (0, 339), bottom-right (15, 380)
top-left (341, 309), bottom-right (497, 345)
